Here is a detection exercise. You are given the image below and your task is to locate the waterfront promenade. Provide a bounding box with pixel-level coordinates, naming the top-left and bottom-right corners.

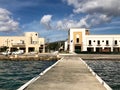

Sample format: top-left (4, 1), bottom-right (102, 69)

top-left (24, 55), bottom-right (108, 90)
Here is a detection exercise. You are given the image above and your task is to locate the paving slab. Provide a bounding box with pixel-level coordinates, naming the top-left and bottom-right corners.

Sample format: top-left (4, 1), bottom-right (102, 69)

top-left (25, 56), bottom-right (107, 90)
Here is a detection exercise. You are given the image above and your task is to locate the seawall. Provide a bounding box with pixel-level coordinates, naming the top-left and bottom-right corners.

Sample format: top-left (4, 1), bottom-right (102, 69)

top-left (0, 53), bottom-right (60, 61)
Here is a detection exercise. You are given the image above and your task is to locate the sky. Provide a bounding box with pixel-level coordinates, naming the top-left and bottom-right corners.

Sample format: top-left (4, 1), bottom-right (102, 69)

top-left (0, 0), bottom-right (120, 42)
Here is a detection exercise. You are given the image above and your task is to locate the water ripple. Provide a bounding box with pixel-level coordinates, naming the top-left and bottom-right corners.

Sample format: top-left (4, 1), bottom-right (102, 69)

top-left (0, 60), bottom-right (56, 90)
top-left (85, 60), bottom-right (120, 90)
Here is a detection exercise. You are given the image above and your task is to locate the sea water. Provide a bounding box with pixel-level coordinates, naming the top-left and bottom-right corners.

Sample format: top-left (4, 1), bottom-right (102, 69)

top-left (0, 60), bottom-right (120, 90)
top-left (85, 60), bottom-right (120, 90)
top-left (0, 60), bottom-right (56, 90)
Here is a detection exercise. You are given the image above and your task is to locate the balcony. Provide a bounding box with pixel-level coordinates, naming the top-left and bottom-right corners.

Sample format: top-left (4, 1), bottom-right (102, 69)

top-left (12, 43), bottom-right (25, 47)
top-left (97, 44), bottom-right (101, 46)
top-left (88, 44), bottom-right (92, 46)
top-left (105, 44), bottom-right (109, 46)
top-left (75, 44), bottom-right (82, 46)
top-left (114, 44), bottom-right (118, 46)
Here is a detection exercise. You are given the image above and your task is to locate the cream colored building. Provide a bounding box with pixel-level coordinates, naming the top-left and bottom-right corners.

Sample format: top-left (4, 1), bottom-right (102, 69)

top-left (0, 32), bottom-right (45, 53)
top-left (65, 28), bottom-right (120, 53)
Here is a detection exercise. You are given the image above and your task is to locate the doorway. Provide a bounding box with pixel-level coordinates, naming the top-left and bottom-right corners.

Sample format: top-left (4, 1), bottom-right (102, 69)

top-left (74, 45), bottom-right (81, 53)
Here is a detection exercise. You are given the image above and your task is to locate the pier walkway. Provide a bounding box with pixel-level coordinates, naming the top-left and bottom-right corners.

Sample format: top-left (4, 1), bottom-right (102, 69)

top-left (25, 56), bottom-right (107, 90)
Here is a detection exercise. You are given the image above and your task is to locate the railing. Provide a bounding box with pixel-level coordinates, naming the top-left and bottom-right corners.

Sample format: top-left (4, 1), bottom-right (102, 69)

top-left (114, 44), bottom-right (118, 46)
top-left (105, 44), bottom-right (109, 46)
top-left (88, 44), bottom-right (92, 46)
top-left (12, 43), bottom-right (25, 46)
top-left (97, 44), bottom-right (101, 46)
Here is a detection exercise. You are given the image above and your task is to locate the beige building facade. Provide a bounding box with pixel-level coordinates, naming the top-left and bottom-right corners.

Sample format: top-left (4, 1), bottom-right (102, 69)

top-left (0, 32), bottom-right (45, 53)
top-left (65, 28), bottom-right (120, 53)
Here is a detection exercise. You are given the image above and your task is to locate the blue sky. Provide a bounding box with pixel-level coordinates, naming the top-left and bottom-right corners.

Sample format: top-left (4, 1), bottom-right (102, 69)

top-left (0, 0), bottom-right (120, 42)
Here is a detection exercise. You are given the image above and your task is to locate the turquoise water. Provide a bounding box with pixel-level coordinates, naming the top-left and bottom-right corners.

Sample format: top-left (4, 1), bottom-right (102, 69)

top-left (85, 60), bottom-right (120, 90)
top-left (0, 60), bottom-right (56, 90)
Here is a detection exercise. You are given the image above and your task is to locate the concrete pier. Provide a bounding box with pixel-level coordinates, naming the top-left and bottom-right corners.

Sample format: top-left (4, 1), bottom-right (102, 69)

top-left (23, 55), bottom-right (109, 90)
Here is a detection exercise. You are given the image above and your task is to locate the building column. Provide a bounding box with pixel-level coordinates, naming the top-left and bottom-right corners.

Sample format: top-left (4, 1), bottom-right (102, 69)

top-left (93, 47), bottom-right (96, 52)
top-left (64, 41), bottom-right (68, 51)
top-left (69, 40), bottom-right (74, 53)
top-left (82, 46), bottom-right (87, 51)
top-left (35, 47), bottom-right (39, 53)
top-left (26, 47), bottom-right (28, 53)
top-left (43, 45), bottom-right (45, 53)
top-left (111, 47), bottom-right (113, 52)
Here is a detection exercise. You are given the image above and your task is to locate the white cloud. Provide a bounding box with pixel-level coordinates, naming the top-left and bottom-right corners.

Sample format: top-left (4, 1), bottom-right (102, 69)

top-left (65, 0), bottom-right (120, 16)
top-left (0, 8), bottom-right (19, 32)
top-left (62, 0), bottom-right (120, 29)
top-left (40, 13), bottom-right (111, 30)
top-left (40, 15), bottom-right (88, 30)
top-left (92, 26), bottom-right (120, 31)
top-left (40, 0), bottom-right (120, 30)
top-left (40, 15), bottom-right (52, 29)
top-left (82, 14), bottom-right (111, 27)
top-left (56, 19), bottom-right (77, 30)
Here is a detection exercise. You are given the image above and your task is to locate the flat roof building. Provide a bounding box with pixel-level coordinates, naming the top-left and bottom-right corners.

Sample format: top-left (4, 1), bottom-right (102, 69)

top-left (0, 32), bottom-right (45, 53)
top-left (65, 28), bottom-right (120, 53)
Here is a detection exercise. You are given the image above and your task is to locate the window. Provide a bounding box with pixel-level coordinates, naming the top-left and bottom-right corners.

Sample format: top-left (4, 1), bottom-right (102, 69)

top-left (32, 41), bottom-right (38, 44)
top-left (106, 40), bottom-right (109, 45)
top-left (20, 40), bottom-right (24, 44)
top-left (115, 40), bottom-right (117, 45)
top-left (89, 40), bottom-right (91, 45)
top-left (76, 38), bottom-right (79, 43)
top-left (97, 40), bottom-right (100, 45)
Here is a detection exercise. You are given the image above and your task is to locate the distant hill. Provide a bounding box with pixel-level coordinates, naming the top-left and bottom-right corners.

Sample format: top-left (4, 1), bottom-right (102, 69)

top-left (45, 40), bottom-right (65, 52)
